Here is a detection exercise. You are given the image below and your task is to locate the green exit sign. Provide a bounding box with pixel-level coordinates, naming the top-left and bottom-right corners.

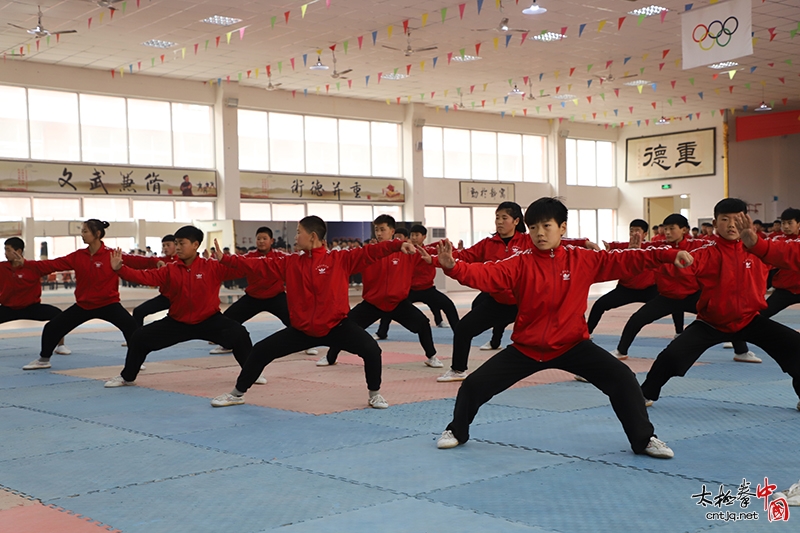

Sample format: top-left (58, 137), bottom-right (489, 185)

top-left (661, 184), bottom-right (672, 190)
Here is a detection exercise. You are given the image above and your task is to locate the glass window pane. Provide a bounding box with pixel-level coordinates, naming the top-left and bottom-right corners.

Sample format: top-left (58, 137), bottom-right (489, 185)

top-left (305, 116), bottom-right (339, 175)
top-left (596, 141), bottom-right (614, 187)
top-left (471, 131), bottom-right (497, 181)
top-left (472, 206), bottom-right (497, 243)
top-left (79, 94), bottom-right (128, 164)
top-left (240, 202), bottom-right (272, 221)
top-left (523, 135), bottom-right (545, 183)
top-left (238, 110), bottom-right (269, 171)
top-left (53, 236), bottom-right (80, 257)
top-left (172, 103), bottom-right (214, 169)
top-left (579, 209), bottom-right (598, 244)
top-left (104, 237), bottom-right (136, 253)
top-left (308, 202), bottom-right (341, 222)
top-left (446, 206), bottom-right (472, 247)
top-left (128, 99), bottom-right (172, 166)
top-left (0, 196), bottom-right (31, 220)
top-left (342, 204), bottom-right (373, 222)
top-left (269, 113), bottom-right (305, 173)
top-left (28, 89), bottom-right (80, 162)
top-left (175, 201), bottom-right (214, 222)
top-left (373, 205), bottom-right (401, 220)
top-left (565, 139), bottom-right (577, 186)
top-left (566, 209), bottom-right (580, 238)
top-left (132, 200), bottom-right (175, 222)
top-left (497, 133), bottom-right (522, 182)
top-left (424, 206), bottom-right (445, 228)
top-left (422, 126), bottom-right (443, 178)
top-left (272, 203), bottom-right (305, 220)
top-left (598, 209), bottom-right (615, 244)
top-left (371, 122), bottom-right (400, 178)
top-left (338, 119), bottom-right (371, 176)
top-left (443, 128), bottom-right (470, 180)
top-left (576, 140), bottom-right (597, 186)
top-left (83, 197), bottom-right (131, 221)
top-left (32, 198), bottom-right (80, 220)
top-left (0, 86), bottom-right (29, 158)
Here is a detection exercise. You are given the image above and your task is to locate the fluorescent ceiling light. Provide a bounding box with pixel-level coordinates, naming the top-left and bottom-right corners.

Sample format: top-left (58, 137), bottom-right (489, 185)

top-left (628, 5), bottom-right (668, 17)
top-left (656, 116), bottom-right (670, 125)
top-left (452, 55), bottom-right (482, 62)
top-left (508, 85), bottom-right (524, 96)
top-left (522, 2), bottom-right (547, 15)
top-left (381, 73), bottom-right (406, 80)
top-left (142, 39), bottom-right (177, 49)
top-left (623, 79), bottom-right (652, 86)
top-left (753, 101), bottom-right (772, 112)
top-left (530, 32), bottom-right (566, 42)
top-left (552, 94), bottom-right (576, 100)
top-left (708, 61), bottom-right (739, 69)
top-left (309, 57), bottom-right (328, 70)
top-left (201, 15), bottom-right (242, 26)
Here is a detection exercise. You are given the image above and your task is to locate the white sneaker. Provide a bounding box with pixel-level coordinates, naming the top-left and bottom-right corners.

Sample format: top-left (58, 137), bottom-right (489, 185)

top-left (723, 342), bottom-right (734, 349)
top-left (644, 436), bottom-right (674, 458)
top-left (316, 355), bottom-right (336, 367)
top-left (305, 348), bottom-right (319, 355)
top-left (254, 376), bottom-right (267, 385)
top-left (773, 480), bottom-right (800, 506)
top-left (368, 393), bottom-right (389, 409)
top-left (140, 364), bottom-right (146, 371)
top-left (574, 375), bottom-right (589, 383)
top-left (644, 398), bottom-right (654, 407)
top-left (796, 400), bottom-right (800, 412)
top-left (425, 355), bottom-right (444, 368)
top-left (22, 359), bottom-right (51, 370)
top-left (437, 430), bottom-right (460, 449)
top-left (437, 369), bottom-right (467, 382)
top-left (209, 346), bottom-right (233, 354)
top-left (436, 321), bottom-right (450, 329)
top-left (211, 393), bottom-right (245, 407)
top-left (479, 341), bottom-right (499, 351)
top-left (54, 345), bottom-right (71, 355)
top-left (104, 375), bottom-right (135, 388)
top-left (121, 342), bottom-right (127, 347)
top-left (733, 351), bottom-right (762, 363)
top-left (610, 349), bottom-right (628, 361)
top-left (371, 333), bottom-right (386, 341)
top-left (673, 334), bottom-right (680, 340)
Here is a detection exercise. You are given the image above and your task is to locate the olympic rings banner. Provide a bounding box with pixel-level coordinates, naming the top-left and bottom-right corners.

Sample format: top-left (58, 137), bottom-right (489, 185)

top-left (681, 0), bottom-right (752, 70)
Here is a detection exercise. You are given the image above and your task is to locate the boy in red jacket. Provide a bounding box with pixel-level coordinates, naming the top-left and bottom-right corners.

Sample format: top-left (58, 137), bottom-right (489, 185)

top-left (760, 207), bottom-right (800, 317)
top-left (323, 215), bottom-right (441, 369)
top-left (129, 234), bottom-right (179, 329)
top-left (210, 215), bottom-right (418, 410)
top-left (428, 198), bottom-right (690, 458)
top-left (103, 225), bottom-right (254, 388)
top-left (640, 199), bottom-right (800, 409)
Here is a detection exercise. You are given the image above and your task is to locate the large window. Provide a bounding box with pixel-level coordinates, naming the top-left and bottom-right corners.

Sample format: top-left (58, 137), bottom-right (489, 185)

top-left (567, 208), bottom-right (616, 244)
top-left (0, 197), bottom-right (32, 220)
top-left (238, 110), bottom-right (402, 178)
top-left (565, 139), bottom-right (615, 187)
top-left (0, 85), bottom-right (213, 169)
top-left (424, 126), bottom-right (546, 182)
top-left (32, 197), bottom-right (80, 220)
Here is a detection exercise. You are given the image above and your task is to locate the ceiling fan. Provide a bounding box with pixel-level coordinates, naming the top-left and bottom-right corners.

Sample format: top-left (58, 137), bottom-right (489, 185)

top-left (8, 5), bottom-right (78, 38)
top-left (473, 17), bottom-right (529, 33)
top-left (593, 69), bottom-right (637, 83)
top-left (85, 0), bottom-right (125, 10)
top-left (382, 30), bottom-right (437, 57)
top-left (453, 95), bottom-right (465, 110)
top-left (265, 74), bottom-right (282, 91)
top-left (330, 50), bottom-right (352, 79)
top-left (526, 79), bottom-right (550, 100)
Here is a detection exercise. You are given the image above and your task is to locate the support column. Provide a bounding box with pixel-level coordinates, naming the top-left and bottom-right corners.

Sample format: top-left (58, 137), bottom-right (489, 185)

top-left (402, 103), bottom-right (425, 223)
top-left (214, 84), bottom-right (240, 221)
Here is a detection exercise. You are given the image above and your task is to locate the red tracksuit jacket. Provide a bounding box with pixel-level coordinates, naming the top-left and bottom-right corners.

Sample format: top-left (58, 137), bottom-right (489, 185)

top-left (444, 244), bottom-right (678, 361)
top-left (767, 234), bottom-right (800, 294)
top-left (24, 245), bottom-right (154, 310)
top-left (220, 240), bottom-right (404, 337)
top-left (240, 249), bottom-right (287, 300)
top-left (410, 242), bottom-right (443, 291)
top-left (360, 241), bottom-right (425, 312)
top-left (650, 238), bottom-right (707, 298)
top-left (0, 262), bottom-right (44, 309)
top-left (117, 255), bottom-right (242, 324)
top-left (604, 241), bottom-right (657, 290)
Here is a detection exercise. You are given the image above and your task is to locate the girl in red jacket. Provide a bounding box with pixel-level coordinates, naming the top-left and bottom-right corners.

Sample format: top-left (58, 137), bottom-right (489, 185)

top-left (429, 197), bottom-right (691, 458)
top-left (17, 220), bottom-right (151, 371)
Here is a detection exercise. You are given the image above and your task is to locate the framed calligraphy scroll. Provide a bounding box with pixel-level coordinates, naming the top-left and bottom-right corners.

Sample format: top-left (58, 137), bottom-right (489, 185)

top-left (625, 128), bottom-right (716, 182)
top-left (240, 172), bottom-right (404, 203)
top-left (459, 182), bottom-right (516, 205)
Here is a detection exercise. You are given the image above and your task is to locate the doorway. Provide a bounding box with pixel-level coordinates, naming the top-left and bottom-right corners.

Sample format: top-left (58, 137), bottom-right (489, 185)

top-left (645, 195), bottom-right (690, 236)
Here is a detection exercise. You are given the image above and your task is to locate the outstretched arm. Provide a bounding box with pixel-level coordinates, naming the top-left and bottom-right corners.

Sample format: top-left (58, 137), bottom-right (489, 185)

top-left (111, 248), bottom-right (170, 287)
top-left (435, 239), bottom-right (519, 293)
top-left (738, 213), bottom-right (800, 270)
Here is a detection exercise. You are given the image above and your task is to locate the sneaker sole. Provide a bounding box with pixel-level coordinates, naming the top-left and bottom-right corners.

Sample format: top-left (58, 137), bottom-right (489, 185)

top-left (436, 376), bottom-right (466, 383)
top-left (211, 400), bottom-right (244, 407)
top-left (425, 361), bottom-right (444, 368)
top-left (615, 355), bottom-right (629, 361)
top-left (733, 357), bottom-right (762, 363)
top-left (23, 365), bottom-right (51, 371)
top-left (437, 440), bottom-right (460, 449)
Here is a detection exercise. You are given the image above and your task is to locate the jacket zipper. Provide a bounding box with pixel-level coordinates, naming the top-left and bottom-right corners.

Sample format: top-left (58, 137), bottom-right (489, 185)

top-left (540, 249), bottom-right (556, 347)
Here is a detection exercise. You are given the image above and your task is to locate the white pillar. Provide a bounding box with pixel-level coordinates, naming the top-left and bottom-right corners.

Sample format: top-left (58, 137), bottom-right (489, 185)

top-left (214, 84), bottom-right (240, 220)
top-left (402, 103), bottom-right (425, 223)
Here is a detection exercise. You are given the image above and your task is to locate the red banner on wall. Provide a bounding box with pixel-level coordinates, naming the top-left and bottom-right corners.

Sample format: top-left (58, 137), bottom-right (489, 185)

top-left (736, 110), bottom-right (800, 142)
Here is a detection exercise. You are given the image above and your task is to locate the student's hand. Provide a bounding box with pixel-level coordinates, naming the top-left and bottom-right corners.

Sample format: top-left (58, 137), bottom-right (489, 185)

top-left (457, 239), bottom-right (464, 251)
top-left (602, 240), bottom-right (610, 251)
top-left (629, 233), bottom-right (642, 249)
top-left (674, 250), bottom-right (693, 268)
top-left (202, 249), bottom-right (210, 259)
top-left (416, 245), bottom-right (433, 264)
top-left (437, 239), bottom-right (456, 269)
top-left (212, 239), bottom-right (224, 260)
top-left (110, 248), bottom-right (124, 271)
top-left (400, 242), bottom-right (417, 255)
top-left (156, 260), bottom-right (166, 268)
top-left (734, 213), bottom-right (758, 248)
top-left (584, 240), bottom-right (601, 251)
top-left (7, 248), bottom-right (24, 267)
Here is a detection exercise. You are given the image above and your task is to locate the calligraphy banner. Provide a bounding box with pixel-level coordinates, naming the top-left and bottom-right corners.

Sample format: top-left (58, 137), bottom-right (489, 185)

top-left (625, 128), bottom-right (716, 182)
top-left (459, 182), bottom-right (516, 205)
top-left (0, 160), bottom-right (217, 197)
top-left (240, 172), bottom-right (404, 202)
top-left (681, 0), bottom-right (752, 70)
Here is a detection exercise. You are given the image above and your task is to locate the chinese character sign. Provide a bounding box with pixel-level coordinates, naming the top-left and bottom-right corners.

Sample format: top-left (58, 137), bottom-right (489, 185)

top-left (0, 160), bottom-right (217, 197)
top-left (459, 182), bottom-right (516, 205)
top-left (692, 477), bottom-right (791, 524)
top-left (626, 128), bottom-right (716, 182)
top-left (240, 172), bottom-right (404, 203)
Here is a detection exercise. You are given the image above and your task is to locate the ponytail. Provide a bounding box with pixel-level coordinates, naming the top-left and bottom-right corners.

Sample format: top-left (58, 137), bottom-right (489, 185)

top-left (85, 219), bottom-right (110, 239)
top-left (496, 201), bottom-right (526, 233)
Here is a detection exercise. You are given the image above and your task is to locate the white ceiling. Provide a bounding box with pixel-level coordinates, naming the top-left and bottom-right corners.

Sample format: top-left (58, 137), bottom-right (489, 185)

top-left (1, 0), bottom-right (799, 124)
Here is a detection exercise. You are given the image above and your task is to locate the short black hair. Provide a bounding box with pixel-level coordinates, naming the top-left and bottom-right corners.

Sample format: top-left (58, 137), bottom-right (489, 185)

top-left (662, 213), bottom-right (689, 229)
top-left (299, 215), bottom-right (327, 241)
top-left (497, 201), bottom-right (527, 233)
top-left (752, 219), bottom-right (763, 226)
top-left (374, 214), bottom-right (396, 229)
top-left (395, 227), bottom-right (409, 237)
top-left (780, 208), bottom-right (800, 223)
top-left (161, 234), bottom-right (176, 243)
top-left (652, 224), bottom-right (660, 230)
top-left (691, 227), bottom-right (699, 232)
top-left (713, 198), bottom-right (747, 218)
top-left (174, 225), bottom-right (204, 244)
top-left (85, 219), bottom-right (110, 239)
top-left (409, 224), bottom-right (427, 235)
top-left (524, 197), bottom-right (568, 227)
top-left (773, 219), bottom-right (782, 225)
top-left (256, 226), bottom-right (274, 238)
top-left (4, 237), bottom-right (24, 252)
top-left (629, 219), bottom-right (649, 232)
top-left (701, 222), bottom-right (713, 228)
